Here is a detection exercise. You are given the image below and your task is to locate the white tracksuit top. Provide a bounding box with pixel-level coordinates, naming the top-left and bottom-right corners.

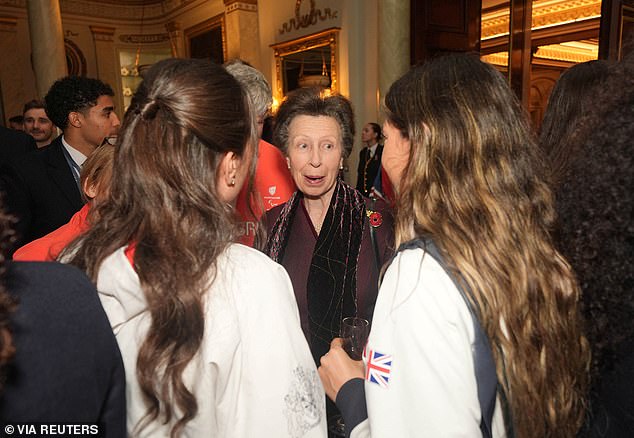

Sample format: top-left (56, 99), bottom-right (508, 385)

top-left (352, 247), bottom-right (506, 438)
top-left (97, 244), bottom-right (327, 438)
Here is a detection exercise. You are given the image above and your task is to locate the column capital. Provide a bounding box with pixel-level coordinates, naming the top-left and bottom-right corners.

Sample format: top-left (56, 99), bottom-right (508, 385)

top-left (90, 25), bottom-right (116, 42)
top-left (165, 21), bottom-right (181, 33)
top-left (224, 0), bottom-right (258, 13)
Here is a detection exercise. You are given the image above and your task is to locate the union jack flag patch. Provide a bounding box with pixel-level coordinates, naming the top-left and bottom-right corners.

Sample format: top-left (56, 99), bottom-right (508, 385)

top-left (364, 348), bottom-right (393, 388)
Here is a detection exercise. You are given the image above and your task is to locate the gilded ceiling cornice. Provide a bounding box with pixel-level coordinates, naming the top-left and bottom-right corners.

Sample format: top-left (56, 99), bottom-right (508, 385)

top-left (482, 0), bottom-right (601, 39)
top-left (0, 0), bottom-right (202, 21)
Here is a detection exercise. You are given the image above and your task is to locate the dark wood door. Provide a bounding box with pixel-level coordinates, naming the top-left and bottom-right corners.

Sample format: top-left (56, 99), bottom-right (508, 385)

top-left (600, 0), bottom-right (634, 60)
top-left (410, 0), bottom-right (483, 65)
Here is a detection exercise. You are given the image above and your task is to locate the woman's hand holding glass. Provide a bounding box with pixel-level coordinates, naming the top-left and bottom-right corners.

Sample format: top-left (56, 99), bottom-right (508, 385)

top-left (318, 338), bottom-right (365, 402)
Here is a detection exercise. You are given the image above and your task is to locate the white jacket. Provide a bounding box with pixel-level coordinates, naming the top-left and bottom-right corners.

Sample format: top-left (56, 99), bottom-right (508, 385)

top-left (352, 247), bottom-right (506, 437)
top-left (97, 244), bottom-right (327, 437)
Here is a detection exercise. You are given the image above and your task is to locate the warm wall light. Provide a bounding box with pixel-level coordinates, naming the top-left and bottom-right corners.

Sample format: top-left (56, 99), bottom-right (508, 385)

top-left (271, 96), bottom-right (281, 114)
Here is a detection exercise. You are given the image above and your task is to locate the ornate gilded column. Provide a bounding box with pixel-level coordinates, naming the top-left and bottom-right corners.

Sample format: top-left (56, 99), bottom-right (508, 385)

top-left (166, 21), bottom-right (185, 58)
top-left (378, 0), bottom-right (410, 103)
top-left (26, 0), bottom-right (67, 97)
top-left (223, 0), bottom-right (261, 67)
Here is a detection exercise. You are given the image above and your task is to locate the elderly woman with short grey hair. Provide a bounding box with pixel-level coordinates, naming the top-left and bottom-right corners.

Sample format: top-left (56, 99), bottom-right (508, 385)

top-left (264, 86), bottom-right (394, 377)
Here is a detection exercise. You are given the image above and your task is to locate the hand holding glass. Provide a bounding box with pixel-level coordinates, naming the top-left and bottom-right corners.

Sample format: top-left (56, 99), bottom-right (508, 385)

top-left (340, 317), bottom-right (369, 361)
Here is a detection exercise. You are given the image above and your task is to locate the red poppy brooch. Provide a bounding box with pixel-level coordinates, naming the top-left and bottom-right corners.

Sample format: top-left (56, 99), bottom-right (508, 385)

top-left (366, 209), bottom-right (383, 228)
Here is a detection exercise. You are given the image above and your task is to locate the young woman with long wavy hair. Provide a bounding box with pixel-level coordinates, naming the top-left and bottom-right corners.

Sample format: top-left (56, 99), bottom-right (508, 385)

top-left (318, 54), bottom-right (589, 438)
top-left (64, 58), bottom-right (326, 437)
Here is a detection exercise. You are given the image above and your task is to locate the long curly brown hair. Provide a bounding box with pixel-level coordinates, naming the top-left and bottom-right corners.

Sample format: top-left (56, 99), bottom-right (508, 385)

top-left (65, 58), bottom-right (255, 436)
top-left (385, 54), bottom-right (589, 438)
top-left (555, 52), bottom-right (634, 397)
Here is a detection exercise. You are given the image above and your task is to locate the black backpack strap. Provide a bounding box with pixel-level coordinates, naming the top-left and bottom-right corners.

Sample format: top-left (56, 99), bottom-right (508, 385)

top-left (396, 238), bottom-right (498, 438)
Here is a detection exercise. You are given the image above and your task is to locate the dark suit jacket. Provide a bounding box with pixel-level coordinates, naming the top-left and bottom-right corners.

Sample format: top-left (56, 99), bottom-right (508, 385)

top-left (0, 126), bottom-right (36, 168)
top-left (0, 136), bottom-right (84, 250)
top-left (356, 144), bottom-right (383, 196)
top-left (0, 261), bottom-right (126, 437)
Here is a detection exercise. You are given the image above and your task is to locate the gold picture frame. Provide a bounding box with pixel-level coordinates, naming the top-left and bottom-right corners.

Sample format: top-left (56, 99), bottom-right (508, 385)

top-left (271, 27), bottom-right (340, 99)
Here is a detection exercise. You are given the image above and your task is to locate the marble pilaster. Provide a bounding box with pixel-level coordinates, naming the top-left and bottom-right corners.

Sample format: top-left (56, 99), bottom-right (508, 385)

top-left (378, 0), bottom-right (410, 103)
top-left (223, 0), bottom-right (261, 68)
top-left (166, 21), bottom-right (185, 58)
top-left (90, 26), bottom-right (119, 112)
top-left (26, 0), bottom-right (67, 98)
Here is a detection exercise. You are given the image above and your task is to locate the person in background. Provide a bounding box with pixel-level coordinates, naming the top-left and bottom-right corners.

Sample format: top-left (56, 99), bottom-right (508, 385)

top-left (355, 122), bottom-right (382, 197)
top-left (318, 54), bottom-right (588, 438)
top-left (22, 99), bottom-right (57, 148)
top-left (64, 58), bottom-right (326, 437)
top-left (13, 144), bottom-right (114, 262)
top-left (224, 59), bottom-right (295, 247)
top-left (555, 52), bottom-right (634, 438)
top-left (0, 194), bottom-right (125, 436)
top-left (0, 76), bottom-right (120, 252)
top-left (264, 87), bottom-right (394, 434)
top-left (539, 60), bottom-right (610, 187)
top-left (7, 116), bottom-right (23, 131)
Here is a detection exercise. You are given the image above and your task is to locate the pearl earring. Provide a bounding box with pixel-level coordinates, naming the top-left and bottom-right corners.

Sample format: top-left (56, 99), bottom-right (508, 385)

top-left (229, 177), bottom-right (236, 187)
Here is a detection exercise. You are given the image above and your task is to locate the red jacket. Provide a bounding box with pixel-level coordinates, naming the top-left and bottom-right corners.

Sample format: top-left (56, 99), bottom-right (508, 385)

top-left (13, 204), bottom-right (90, 262)
top-left (235, 139), bottom-right (295, 246)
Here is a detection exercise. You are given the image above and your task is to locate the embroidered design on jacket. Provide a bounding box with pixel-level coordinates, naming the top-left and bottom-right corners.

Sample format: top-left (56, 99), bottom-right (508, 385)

top-left (284, 366), bottom-right (324, 437)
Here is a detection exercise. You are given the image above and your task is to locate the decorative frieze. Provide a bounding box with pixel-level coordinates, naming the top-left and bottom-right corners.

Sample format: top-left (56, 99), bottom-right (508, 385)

top-left (225, 2), bottom-right (257, 14)
top-left (119, 33), bottom-right (170, 44)
top-left (224, 0), bottom-right (257, 13)
top-left (90, 25), bottom-right (115, 42)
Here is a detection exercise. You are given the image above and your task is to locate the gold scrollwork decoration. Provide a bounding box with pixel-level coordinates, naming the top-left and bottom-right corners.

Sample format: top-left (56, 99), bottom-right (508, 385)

top-left (279, 0), bottom-right (338, 35)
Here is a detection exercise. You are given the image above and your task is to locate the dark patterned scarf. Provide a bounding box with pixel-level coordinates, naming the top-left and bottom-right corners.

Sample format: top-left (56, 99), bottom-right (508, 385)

top-left (265, 179), bottom-right (366, 362)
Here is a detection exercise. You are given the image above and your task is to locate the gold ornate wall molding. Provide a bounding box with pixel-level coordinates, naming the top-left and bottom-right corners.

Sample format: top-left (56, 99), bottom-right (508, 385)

top-left (272, 27), bottom-right (339, 99)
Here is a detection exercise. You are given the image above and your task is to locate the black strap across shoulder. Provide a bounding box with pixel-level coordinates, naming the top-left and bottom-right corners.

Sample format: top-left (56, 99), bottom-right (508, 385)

top-left (396, 238), bottom-right (498, 438)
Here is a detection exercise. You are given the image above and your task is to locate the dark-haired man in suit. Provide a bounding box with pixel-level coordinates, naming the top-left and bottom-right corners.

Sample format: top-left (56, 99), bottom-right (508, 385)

top-left (1, 76), bottom-right (120, 252)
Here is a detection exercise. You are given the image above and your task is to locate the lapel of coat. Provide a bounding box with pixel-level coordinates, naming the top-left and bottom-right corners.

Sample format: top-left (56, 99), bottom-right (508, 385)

top-left (43, 137), bottom-right (84, 209)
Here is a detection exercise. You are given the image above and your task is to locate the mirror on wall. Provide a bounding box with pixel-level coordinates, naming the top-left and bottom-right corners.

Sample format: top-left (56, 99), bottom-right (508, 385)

top-left (272, 28), bottom-right (339, 100)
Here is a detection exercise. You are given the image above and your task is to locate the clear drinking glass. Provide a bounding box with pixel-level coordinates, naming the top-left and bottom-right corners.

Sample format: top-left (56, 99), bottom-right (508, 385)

top-left (340, 316), bottom-right (369, 361)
